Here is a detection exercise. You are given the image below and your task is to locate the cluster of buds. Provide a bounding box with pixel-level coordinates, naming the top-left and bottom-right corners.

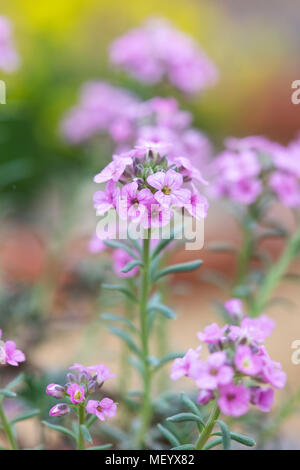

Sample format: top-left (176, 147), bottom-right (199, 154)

top-left (46, 362), bottom-right (117, 421)
top-left (171, 302), bottom-right (286, 417)
top-left (0, 329), bottom-right (25, 367)
top-left (93, 146), bottom-right (209, 232)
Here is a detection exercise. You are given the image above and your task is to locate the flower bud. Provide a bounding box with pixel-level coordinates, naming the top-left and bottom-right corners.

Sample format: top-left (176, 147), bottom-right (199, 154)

top-left (66, 373), bottom-right (77, 384)
top-left (46, 384), bottom-right (65, 399)
top-left (87, 379), bottom-right (98, 393)
top-left (49, 403), bottom-right (70, 417)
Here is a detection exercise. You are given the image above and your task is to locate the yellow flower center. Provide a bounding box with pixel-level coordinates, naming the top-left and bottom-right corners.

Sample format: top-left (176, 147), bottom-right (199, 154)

top-left (162, 186), bottom-right (171, 195)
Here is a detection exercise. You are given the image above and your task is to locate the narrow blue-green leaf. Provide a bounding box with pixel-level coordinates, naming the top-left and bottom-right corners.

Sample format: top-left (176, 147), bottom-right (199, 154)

top-left (203, 437), bottom-right (222, 450)
top-left (148, 303), bottom-right (176, 319)
top-left (120, 260), bottom-right (143, 274)
top-left (42, 421), bottom-right (76, 440)
top-left (102, 284), bottom-right (137, 303)
top-left (154, 260), bottom-right (203, 281)
top-left (103, 240), bottom-right (138, 260)
top-left (216, 420), bottom-right (231, 450)
top-left (153, 352), bottom-right (185, 372)
top-left (101, 313), bottom-right (137, 332)
top-left (151, 232), bottom-right (176, 260)
top-left (10, 409), bottom-right (40, 424)
top-left (86, 414), bottom-right (98, 429)
top-left (171, 444), bottom-right (196, 450)
top-left (80, 424), bottom-right (93, 443)
top-left (0, 389), bottom-right (17, 398)
top-left (181, 393), bottom-right (202, 418)
top-left (157, 424), bottom-right (180, 447)
top-left (128, 357), bottom-right (144, 377)
top-left (87, 444), bottom-right (112, 450)
top-left (108, 326), bottom-right (141, 356)
top-left (213, 431), bottom-right (255, 447)
top-left (167, 413), bottom-right (204, 425)
top-left (5, 373), bottom-right (25, 391)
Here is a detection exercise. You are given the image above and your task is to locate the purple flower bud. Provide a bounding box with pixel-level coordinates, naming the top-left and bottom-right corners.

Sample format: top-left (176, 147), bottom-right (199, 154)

top-left (46, 384), bottom-right (65, 399)
top-left (66, 373), bottom-right (77, 384)
top-left (49, 403), bottom-right (70, 417)
top-left (87, 379), bottom-right (98, 393)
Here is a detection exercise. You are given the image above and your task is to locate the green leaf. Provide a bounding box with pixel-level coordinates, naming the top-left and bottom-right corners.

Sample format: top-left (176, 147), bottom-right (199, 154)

top-left (203, 437), bottom-right (222, 450)
top-left (148, 303), bottom-right (176, 319)
top-left (212, 431), bottom-right (255, 447)
top-left (5, 373), bottom-right (25, 392)
top-left (216, 420), bottom-right (231, 450)
top-left (103, 240), bottom-right (138, 259)
top-left (42, 421), bottom-right (76, 441)
top-left (151, 228), bottom-right (177, 260)
top-left (86, 414), bottom-right (98, 429)
top-left (157, 424), bottom-right (180, 447)
top-left (167, 413), bottom-right (204, 425)
top-left (154, 260), bottom-right (202, 281)
top-left (181, 393), bottom-right (203, 418)
top-left (0, 389), bottom-right (17, 398)
top-left (153, 352), bottom-right (185, 372)
top-left (10, 409), bottom-right (40, 424)
top-left (87, 444), bottom-right (112, 450)
top-left (108, 326), bottom-right (141, 357)
top-left (102, 284), bottom-right (137, 303)
top-left (101, 313), bottom-right (137, 332)
top-left (128, 357), bottom-right (144, 377)
top-left (171, 444), bottom-right (196, 450)
top-left (121, 260), bottom-right (143, 274)
top-left (80, 424), bottom-right (93, 443)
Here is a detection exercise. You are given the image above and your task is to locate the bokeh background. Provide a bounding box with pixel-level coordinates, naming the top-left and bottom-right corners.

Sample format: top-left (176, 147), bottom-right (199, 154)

top-left (1, 0), bottom-right (300, 449)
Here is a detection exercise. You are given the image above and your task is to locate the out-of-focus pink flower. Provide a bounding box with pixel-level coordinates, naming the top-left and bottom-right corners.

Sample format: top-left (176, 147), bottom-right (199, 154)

top-left (197, 323), bottom-right (226, 344)
top-left (184, 184), bottom-right (209, 220)
top-left (93, 180), bottom-right (120, 216)
top-left (224, 298), bottom-right (243, 319)
top-left (0, 16), bottom-right (20, 73)
top-left (69, 363), bottom-right (115, 384)
top-left (170, 348), bottom-right (201, 381)
top-left (86, 398), bottom-right (117, 421)
top-left (109, 18), bottom-right (218, 94)
top-left (229, 315), bottom-right (274, 344)
top-left (4, 341), bottom-right (25, 366)
top-left (218, 383), bottom-right (250, 417)
top-left (261, 359), bottom-right (286, 389)
top-left (113, 248), bottom-right (139, 278)
top-left (250, 387), bottom-right (274, 412)
top-left (197, 389), bottom-right (214, 405)
top-left (67, 384), bottom-right (85, 404)
top-left (88, 233), bottom-right (106, 254)
top-left (94, 155), bottom-right (132, 184)
top-left (46, 384), bottom-right (65, 399)
top-left (270, 172), bottom-right (300, 208)
top-left (49, 403), bottom-right (70, 417)
top-left (235, 345), bottom-right (262, 376)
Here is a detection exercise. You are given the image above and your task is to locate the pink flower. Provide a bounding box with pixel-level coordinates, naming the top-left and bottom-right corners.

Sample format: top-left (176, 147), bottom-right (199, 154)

top-left (270, 172), bottom-right (300, 208)
top-left (119, 181), bottom-right (154, 222)
top-left (229, 315), bottom-right (274, 343)
top-left (0, 16), bottom-right (20, 73)
top-left (113, 248), bottom-right (139, 278)
top-left (94, 155), bottom-right (132, 184)
top-left (88, 233), bottom-right (106, 254)
top-left (86, 398), bottom-right (117, 421)
top-left (49, 403), bottom-right (70, 417)
top-left (147, 169), bottom-right (190, 207)
top-left (67, 384), bottom-right (85, 404)
top-left (93, 180), bottom-right (120, 215)
top-left (262, 359), bottom-right (286, 389)
top-left (197, 389), bottom-right (214, 405)
top-left (170, 348), bottom-right (201, 381)
top-left (250, 387), bottom-right (274, 412)
top-left (224, 298), bottom-right (243, 319)
top-left (192, 352), bottom-right (233, 390)
top-left (140, 203), bottom-right (173, 229)
top-left (4, 341), bottom-right (25, 366)
top-left (229, 178), bottom-right (262, 205)
top-left (174, 157), bottom-right (208, 185)
top-left (85, 364), bottom-right (116, 384)
top-left (46, 384), bottom-right (65, 399)
top-left (235, 345), bottom-right (262, 376)
top-left (197, 323), bottom-right (226, 344)
top-left (218, 383), bottom-right (250, 417)
top-left (184, 184), bottom-right (209, 220)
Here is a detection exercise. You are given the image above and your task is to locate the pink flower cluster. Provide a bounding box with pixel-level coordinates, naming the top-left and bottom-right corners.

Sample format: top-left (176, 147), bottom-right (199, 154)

top-left (0, 329), bottom-right (25, 367)
top-left (46, 362), bottom-right (117, 421)
top-left (109, 18), bottom-right (218, 94)
top-left (0, 16), bottom-right (20, 73)
top-left (211, 133), bottom-right (300, 208)
top-left (93, 147), bottom-right (209, 230)
top-left (171, 311), bottom-right (286, 417)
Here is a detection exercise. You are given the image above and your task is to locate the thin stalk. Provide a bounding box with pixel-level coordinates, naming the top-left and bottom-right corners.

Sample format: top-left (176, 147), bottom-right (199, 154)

top-left (119, 290), bottom-right (134, 395)
top-left (137, 231), bottom-right (152, 449)
top-left (234, 224), bottom-right (254, 289)
top-left (0, 399), bottom-right (18, 450)
top-left (77, 406), bottom-right (85, 450)
top-left (196, 401), bottom-right (220, 450)
top-left (252, 223), bottom-right (300, 316)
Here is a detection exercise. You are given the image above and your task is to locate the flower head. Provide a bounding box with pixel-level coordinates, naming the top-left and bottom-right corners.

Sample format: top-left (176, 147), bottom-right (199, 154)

top-left (218, 383), bottom-right (250, 417)
top-left (86, 398), bottom-right (117, 421)
top-left (67, 384), bottom-right (85, 404)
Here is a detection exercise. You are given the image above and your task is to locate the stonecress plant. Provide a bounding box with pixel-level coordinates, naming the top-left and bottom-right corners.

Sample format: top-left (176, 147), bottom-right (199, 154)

top-left (159, 307), bottom-right (286, 450)
top-left (209, 134), bottom-right (300, 317)
top-left (44, 362), bottom-right (117, 450)
top-left (92, 144), bottom-right (208, 448)
top-left (0, 329), bottom-right (39, 450)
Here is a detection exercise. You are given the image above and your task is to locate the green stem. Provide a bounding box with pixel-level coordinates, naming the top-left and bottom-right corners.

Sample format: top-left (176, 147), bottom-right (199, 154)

top-left (196, 401), bottom-right (220, 450)
top-left (252, 223), bottom-right (300, 316)
top-left (234, 224), bottom-right (253, 290)
top-left (77, 406), bottom-right (85, 450)
top-left (0, 399), bottom-right (19, 450)
top-left (137, 231), bottom-right (152, 449)
top-left (119, 287), bottom-right (134, 395)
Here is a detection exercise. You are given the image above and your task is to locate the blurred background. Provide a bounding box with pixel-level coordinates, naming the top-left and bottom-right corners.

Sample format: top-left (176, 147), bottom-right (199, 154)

top-left (1, 0), bottom-right (300, 449)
